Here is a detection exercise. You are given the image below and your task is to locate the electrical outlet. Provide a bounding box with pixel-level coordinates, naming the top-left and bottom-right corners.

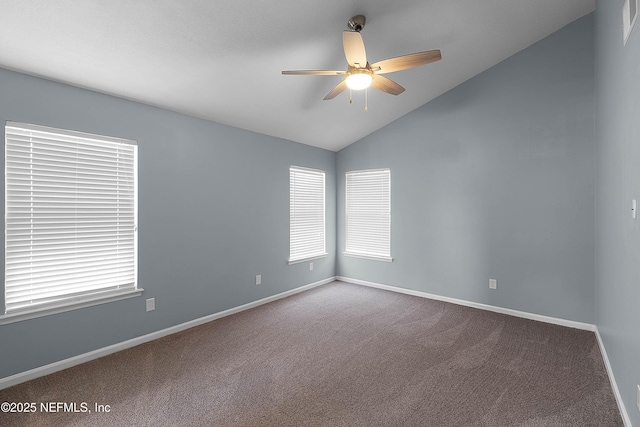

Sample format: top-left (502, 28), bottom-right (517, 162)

top-left (256, 275), bottom-right (261, 285)
top-left (310, 262), bottom-right (314, 271)
top-left (146, 298), bottom-right (155, 312)
top-left (489, 279), bottom-right (497, 290)
top-left (637, 384), bottom-right (640, 411)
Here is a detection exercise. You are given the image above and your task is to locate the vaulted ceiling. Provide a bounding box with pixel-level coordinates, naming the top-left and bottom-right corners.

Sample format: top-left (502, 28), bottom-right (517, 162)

top-left (0, 0), bottom-right (595, 151)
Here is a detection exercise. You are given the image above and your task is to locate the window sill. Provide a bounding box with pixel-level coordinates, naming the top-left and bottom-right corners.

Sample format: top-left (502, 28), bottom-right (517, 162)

top-left (0, 288), bottom-right (144, 325)
top-left (288, 253), bottom-right (328, 265)
top-left (343, 252), bottom-right (393, 262)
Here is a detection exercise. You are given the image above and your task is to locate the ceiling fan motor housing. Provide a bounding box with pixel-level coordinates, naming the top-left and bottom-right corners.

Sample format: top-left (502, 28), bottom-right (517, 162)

top-left (348, 15), bottom-right (366, 32)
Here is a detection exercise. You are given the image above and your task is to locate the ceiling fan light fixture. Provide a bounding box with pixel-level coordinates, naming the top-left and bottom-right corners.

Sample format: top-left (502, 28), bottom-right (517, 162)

top-left (282, 13), bottom-right (442, 102)
top-left (345, 72), bottom-right (372, 90)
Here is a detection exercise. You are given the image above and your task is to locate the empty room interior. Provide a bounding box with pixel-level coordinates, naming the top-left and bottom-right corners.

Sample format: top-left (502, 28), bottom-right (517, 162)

top-left (0, 0), bottom-right (639, 426)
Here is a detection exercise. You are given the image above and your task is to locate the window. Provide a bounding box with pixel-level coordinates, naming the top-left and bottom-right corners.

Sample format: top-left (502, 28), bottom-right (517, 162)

top-left (289, 166), bottom-right (326, 264)
top-left (345, 168), bottom-right (392, 261)
top-left (3, 122), bottom-right (140, 322)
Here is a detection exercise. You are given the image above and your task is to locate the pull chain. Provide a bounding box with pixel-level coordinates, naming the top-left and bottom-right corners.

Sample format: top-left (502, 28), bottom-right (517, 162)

top-left (346, 88), bottom-right (369, 111)
top-left (364, 88), bottom-right (368, 112)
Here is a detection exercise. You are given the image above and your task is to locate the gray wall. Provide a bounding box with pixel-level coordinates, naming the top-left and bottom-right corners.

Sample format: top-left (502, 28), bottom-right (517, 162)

top-left (0, 68), bottom-right (336, 379)
top-left (337, 14), bottom-right (596, 324)
top-left (595, 1), bottom-right (640, 424)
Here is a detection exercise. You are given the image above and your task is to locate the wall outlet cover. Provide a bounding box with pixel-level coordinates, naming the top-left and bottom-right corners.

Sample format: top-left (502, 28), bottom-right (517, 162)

top-left (146, 298), bottom-right (155, 312)
top-left (489, 279), bottom-right (497, 290)
top-left (256, 275), bottom-right (262, 285)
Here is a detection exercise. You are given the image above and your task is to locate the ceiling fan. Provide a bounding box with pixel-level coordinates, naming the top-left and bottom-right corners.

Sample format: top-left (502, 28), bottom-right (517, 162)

top-left (282, 15), bottom-right (442, 108)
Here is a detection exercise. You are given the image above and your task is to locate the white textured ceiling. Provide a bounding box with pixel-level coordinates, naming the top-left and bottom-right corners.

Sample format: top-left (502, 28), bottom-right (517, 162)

top-left (0, 0), bottom-right (595, 151)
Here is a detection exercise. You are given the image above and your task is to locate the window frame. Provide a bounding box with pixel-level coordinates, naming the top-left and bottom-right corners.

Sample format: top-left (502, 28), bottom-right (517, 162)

top-left (344, 168), bottom-right (392, 262)
top-left (1, 122), bottom-right (142, 324)
top-left (289, 166), bottom-right (327, 265)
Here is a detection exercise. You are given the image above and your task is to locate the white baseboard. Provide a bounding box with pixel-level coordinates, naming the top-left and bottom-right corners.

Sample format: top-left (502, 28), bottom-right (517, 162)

top-left (336, 276), bottom-right (595, 331)
top-left (0, 277), bottom-right (335, 390)
top-left (595, 327), bottom-right (632, 427)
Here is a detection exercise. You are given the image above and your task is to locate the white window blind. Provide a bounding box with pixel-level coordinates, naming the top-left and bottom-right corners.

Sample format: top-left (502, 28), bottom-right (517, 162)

top-left (4, 122), bottom-right (138, 316)
top-left (345, 169), bottom-right (392, 261)
top-left (289, 166), bottom-right (326, 263)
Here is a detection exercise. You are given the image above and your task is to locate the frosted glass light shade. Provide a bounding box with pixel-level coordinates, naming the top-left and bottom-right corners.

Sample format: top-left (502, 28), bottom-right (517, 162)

top-left (346, 73), bottom-right (372, 90)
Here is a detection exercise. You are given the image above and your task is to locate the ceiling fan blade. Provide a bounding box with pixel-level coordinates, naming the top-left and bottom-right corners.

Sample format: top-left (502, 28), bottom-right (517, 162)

top-left (371, 75), bottom-right (405, 95)
top-left (323, 79), bottom-right (348, 100)
top-left (371, 50), bottom-right (442, 74)
top-left (282, 70), bottom-right (346, 75)
top-left (343, 31), bottom-right (367, 68)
